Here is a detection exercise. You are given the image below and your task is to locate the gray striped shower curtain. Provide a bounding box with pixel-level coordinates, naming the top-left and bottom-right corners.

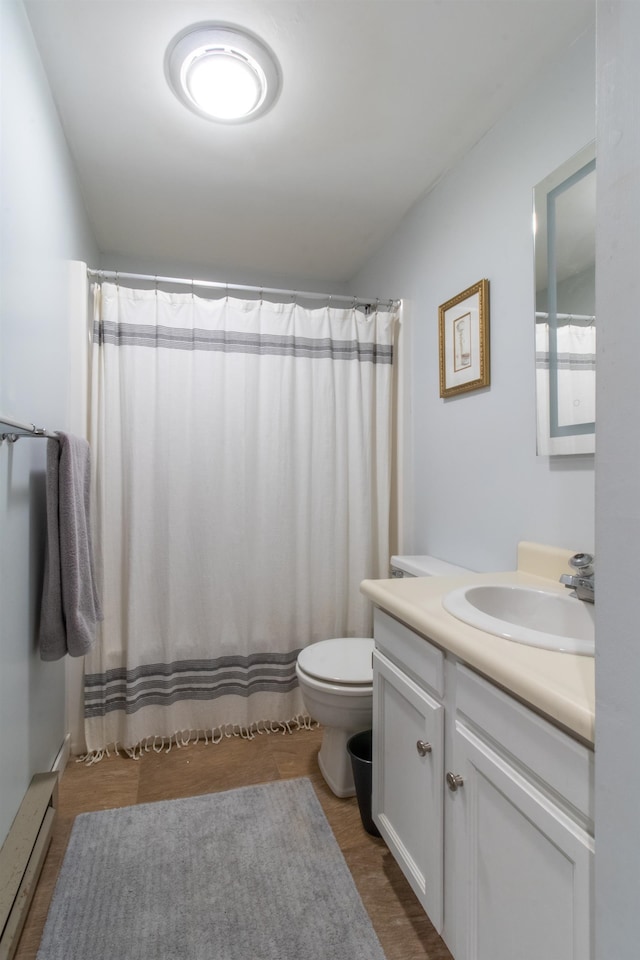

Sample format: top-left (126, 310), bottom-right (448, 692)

top-left (84, 282), bottom-right (397, 755)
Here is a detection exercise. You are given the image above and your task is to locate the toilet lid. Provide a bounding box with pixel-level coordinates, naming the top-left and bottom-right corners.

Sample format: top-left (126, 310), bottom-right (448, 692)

top-left (297, 638), bottom-right (374, 685)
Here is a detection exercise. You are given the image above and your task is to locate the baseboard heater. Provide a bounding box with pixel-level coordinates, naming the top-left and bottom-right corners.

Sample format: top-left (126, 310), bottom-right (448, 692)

top-left (0, 773), bottom-right (57, 960)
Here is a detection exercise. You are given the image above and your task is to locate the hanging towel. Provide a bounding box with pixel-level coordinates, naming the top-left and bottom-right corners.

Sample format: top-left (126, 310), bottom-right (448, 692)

top-left (39, 433), bottom-right (103, 661)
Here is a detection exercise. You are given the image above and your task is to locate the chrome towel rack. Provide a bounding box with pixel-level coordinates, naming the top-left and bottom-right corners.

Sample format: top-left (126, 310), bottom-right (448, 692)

top-left (0, 414), bottom-right (58, 443)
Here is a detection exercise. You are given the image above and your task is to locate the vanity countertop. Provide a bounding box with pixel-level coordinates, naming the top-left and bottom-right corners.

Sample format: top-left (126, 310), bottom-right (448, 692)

top-left (361, 544), bottom-right (595, 745)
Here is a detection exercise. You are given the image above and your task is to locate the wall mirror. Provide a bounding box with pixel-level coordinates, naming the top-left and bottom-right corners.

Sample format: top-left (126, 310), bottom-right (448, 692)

top-left (534, 142), bottom-right (595, 455)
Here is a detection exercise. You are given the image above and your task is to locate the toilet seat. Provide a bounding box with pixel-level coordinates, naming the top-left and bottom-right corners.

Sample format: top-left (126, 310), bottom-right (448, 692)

top-left (295, 667), bottom-right (373, 697)
top-left (296, 638), bottom-right (374, 685)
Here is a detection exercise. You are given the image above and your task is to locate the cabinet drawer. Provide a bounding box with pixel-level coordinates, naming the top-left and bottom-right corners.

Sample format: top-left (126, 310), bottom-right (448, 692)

top-left (455, 664), bottom-right (593, 825)
top-left (374, 608), bottom-right (444, 697)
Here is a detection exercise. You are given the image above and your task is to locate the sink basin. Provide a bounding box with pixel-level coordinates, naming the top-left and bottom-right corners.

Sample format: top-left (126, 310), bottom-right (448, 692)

top-left (442, 583), bottom-right (594, 656)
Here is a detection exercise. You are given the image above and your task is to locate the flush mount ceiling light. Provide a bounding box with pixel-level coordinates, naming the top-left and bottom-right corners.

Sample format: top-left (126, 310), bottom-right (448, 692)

top-left (165, 24), bottom-right (280, 123)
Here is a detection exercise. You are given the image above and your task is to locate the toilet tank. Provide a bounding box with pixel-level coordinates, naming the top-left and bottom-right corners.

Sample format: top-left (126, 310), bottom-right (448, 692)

top-left (389, 555), bottom-right (471, 578)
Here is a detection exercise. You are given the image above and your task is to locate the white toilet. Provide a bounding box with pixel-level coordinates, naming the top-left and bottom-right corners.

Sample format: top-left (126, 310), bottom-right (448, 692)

top-left (296, 637), bottom-right (375, 798)
top-left (297, 556), bottom-right (471, 798)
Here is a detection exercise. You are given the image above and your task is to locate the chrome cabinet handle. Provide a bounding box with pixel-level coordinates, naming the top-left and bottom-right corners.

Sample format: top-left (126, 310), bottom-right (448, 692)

top-left (446, 772), bottom-right (464, 791)
top-left (416, 740), bottom-right (432, 756)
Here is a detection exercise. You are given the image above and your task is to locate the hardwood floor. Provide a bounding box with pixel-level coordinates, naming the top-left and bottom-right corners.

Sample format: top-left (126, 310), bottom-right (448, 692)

top-left (14, 726), bottom-right (453, 960)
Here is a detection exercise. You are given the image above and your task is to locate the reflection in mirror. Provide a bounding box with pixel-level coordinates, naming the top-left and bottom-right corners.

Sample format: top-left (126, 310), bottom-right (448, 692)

top-left (534, 143), bottom-right (595, 455)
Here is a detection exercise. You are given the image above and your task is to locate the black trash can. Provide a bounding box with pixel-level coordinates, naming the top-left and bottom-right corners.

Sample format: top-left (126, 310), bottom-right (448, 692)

top-left (346, 729), bottom-right (381, 837)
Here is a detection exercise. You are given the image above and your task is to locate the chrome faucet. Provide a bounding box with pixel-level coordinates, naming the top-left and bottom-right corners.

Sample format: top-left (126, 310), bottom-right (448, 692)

top-left (559, 553), bottom-right (595, 603)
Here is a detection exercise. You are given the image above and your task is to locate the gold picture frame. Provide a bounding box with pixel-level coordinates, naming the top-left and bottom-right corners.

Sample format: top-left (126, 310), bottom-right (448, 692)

top-left (438, 279), bottom-right (490, 398)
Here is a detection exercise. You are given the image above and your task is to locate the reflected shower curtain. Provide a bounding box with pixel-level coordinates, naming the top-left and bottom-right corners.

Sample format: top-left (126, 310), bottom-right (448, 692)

top-left (536, 322), bottom-right (596, 430)
top-left (84, 283), bottom-right (397, 754)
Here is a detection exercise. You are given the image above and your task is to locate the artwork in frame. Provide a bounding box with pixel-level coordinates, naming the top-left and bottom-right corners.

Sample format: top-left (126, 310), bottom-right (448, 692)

top-left (438, 279), bottom-right (490, 398)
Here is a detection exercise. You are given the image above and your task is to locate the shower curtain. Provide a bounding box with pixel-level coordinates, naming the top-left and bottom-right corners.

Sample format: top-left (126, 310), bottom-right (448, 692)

top-left (83, 282), bottom-right (397, 755)
top-left (536, 321), bottom-right (596, 429)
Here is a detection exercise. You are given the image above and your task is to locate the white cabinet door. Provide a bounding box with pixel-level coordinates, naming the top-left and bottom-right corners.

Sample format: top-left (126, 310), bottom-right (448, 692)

top-left (450, 721), bottom-right (594, 960)
top-left (373, 649), bottom-right (444, 932)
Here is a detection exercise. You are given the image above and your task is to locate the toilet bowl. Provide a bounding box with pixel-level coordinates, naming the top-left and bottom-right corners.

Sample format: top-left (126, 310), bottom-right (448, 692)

top-left (296, 637), bottom-right (374, 798)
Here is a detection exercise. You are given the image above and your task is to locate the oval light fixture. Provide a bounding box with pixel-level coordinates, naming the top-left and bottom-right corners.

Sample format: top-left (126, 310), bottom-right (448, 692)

top-left (165, 24), bottom-right (281, 123)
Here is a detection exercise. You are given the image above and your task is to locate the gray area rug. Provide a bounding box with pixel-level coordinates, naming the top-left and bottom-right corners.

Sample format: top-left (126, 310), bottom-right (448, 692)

top-left (37, 777), bottom-right (387, 960)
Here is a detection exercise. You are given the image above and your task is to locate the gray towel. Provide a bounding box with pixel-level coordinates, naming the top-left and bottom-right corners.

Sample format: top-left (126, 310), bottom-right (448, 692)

top-left (39, 433), bottom-right (103, 660)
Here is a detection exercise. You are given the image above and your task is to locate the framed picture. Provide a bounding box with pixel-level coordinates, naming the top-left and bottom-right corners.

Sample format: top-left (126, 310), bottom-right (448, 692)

top-left (438, 279), bottom-right (490, 398)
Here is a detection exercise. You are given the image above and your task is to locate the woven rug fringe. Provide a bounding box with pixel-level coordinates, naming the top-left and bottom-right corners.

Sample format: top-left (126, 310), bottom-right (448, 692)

top-left (78, 714), bottom-right (318, 765)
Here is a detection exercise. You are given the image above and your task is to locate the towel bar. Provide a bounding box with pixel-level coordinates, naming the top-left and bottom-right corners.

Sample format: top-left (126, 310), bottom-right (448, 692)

top-left (0, 415), bottom-right (58, 443)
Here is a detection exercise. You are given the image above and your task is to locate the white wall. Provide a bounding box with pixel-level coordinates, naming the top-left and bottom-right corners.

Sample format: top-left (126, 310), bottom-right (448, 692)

top-left (594, 2), bottom-right (640, 955)
top-left (0, 0), bottom-right (98, 844)
top-left (351, 25), bottom-right (596, 573)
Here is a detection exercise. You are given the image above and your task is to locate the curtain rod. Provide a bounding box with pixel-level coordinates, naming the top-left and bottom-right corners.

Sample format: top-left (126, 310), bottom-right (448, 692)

top-left (0, 414), bottom-right (58, 443)
top-left (87, 269), bottom-right (399, 310)
top-left (536, 311), bottom-right (596, 323)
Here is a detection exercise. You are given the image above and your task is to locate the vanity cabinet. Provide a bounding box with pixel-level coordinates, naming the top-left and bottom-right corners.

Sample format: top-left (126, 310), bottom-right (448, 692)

top-left (372, 609), bottom-right (594, 960)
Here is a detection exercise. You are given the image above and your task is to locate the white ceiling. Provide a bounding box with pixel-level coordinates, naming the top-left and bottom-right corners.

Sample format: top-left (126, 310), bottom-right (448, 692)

top-left (25, 0), bottom-right (594, 285)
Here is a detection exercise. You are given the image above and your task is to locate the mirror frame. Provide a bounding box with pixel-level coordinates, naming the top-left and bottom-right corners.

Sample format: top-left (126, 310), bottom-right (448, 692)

top-left (534, 142), bottom-right (596, 456)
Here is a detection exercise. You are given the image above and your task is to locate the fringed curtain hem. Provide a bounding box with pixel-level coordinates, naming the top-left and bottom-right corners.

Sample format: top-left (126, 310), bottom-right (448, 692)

top-left (79, 714), bottom-right (318, 765)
